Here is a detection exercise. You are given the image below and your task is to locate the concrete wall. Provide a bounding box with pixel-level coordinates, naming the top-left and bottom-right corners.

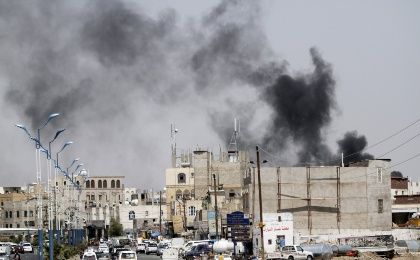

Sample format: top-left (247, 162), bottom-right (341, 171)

top-left (250, 160), bottom-right (392, 237)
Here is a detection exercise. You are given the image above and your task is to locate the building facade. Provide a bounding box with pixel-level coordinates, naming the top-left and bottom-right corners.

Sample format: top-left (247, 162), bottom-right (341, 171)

top-left (249, 159), bottom-right (392, 240)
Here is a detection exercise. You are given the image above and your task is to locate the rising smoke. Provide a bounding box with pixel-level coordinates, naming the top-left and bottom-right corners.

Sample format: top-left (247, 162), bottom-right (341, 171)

top-left (1, 0), bottom-right (372, 187)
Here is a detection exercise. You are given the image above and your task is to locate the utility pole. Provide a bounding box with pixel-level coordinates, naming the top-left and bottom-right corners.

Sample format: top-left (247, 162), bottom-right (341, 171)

top-left (213, 174), bottom-right (219, 240)
top-left (159, 191), bottom-right (162, 235)
top-left (256, 146), bottom-right (265, 260)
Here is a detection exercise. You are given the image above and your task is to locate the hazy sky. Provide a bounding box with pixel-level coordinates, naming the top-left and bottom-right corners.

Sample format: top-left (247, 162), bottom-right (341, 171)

top-left (1, 0), bottom-right (419, 190)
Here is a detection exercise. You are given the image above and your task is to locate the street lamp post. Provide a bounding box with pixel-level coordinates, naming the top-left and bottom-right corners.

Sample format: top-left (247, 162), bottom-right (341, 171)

top-left (55, 141), bottom-right (73, 244)
top-left (16, 113), bottom-right (59, 260)
top-left (212, 174), bottom-right (219, 240)
top-left (256, 146), bottom-right (265, 260)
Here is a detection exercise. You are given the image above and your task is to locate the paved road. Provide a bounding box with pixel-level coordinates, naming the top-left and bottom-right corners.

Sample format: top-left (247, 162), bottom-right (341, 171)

top-left (137, 253), bottom-right (162, 260)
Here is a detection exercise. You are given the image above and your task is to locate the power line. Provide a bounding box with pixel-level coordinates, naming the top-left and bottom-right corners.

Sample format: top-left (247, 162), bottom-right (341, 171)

top-left (256, 116), bottom-right (420, 166)
top-left (377, 132), bottom-right (420, 158)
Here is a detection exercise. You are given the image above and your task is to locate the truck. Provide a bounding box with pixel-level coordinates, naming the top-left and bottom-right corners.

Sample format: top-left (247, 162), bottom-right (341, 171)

top-left (266, 245), bottom-right (314, 260)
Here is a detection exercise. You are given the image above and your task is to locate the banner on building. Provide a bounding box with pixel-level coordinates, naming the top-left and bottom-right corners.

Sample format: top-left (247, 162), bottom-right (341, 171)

top-left (173, 215), bottom-right (184, 234)
top-left (208, 211), bottom-right (216, 235)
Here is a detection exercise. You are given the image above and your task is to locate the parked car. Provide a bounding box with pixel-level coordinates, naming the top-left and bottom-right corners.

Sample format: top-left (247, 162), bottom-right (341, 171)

top-left (118, 250), bottom-right (137, 260)
top-left (21, 242), bottom-right (33, 253)
top-left (0, 245), bottom-right (11, 260)
top-left (136, 242), bottom-right (146, 253)
top-left (145, 242), bottom-right (158, 255)
top-left (184, 244), bottom-right (212, 260)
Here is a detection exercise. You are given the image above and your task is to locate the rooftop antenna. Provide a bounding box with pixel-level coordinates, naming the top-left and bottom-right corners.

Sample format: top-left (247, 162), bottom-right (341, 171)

top-left (228, 118), bottom-right (240, 161)
top-left (171, 123), bottom-right (179, 167)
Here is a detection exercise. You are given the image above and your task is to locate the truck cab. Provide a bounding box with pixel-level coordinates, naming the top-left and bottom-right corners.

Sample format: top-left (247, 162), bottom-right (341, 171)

top-left (279, 245), bottom-right (313, 260)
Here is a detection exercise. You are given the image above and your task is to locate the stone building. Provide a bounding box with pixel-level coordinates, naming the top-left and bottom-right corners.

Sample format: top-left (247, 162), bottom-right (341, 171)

top-left (249, 159), bottom-right (392, 241)
top-left (165, 148), bottom-right (250, 237)
top-left (81, 176), bottom-right (125, 239)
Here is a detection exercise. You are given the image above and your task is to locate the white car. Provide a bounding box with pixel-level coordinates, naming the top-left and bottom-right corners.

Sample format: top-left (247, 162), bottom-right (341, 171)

top-left (82, 250), bottom-right (98, 260)
top-left (145, 242), bottom-right (158, 254)
top-left (98, 243), bottom-right (109, 254)
top-left (136, 242), bottom-right (146, 253)
top-left (21, 242), bottom-right (33, 253)
top-left (118, 250), bottom-right (137, 259)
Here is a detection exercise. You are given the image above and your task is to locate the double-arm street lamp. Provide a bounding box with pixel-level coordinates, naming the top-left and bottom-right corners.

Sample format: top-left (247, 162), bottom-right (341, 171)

top-left (16, 113), bottom-right (60, 260)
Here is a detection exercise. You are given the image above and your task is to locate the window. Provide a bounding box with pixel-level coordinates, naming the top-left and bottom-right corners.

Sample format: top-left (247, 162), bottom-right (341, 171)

top-left (16, 211), bottom-right (19, 218)
top-left (98, 180), bottom-right (102, 188)
top-left (176, 190), bottom-right (182, 199)
top-left (5, 211), bottom-right (8, 218)
top-left (24, 211), bottom-right (27, 217)
top-left (116, 180), bottom-right (121, 188)
top-left (9, 211), bottom-right (12, 218)
top-left (402, 191), bottom-right (405, 195)
top-left (378, 199), bottom-right (384, 213)
top-left (188, 206), bottom-right (196, 216)
top-left (278, 216), bottom-right (282, 222)
top-left (76, 181), bottom-right (80, 186)
top-left (103, 180), bottom-right (107, 188)
top-left (268, 239), bottom-right (272, 245)
top-left (91, 195), bottom-right (95, 201)
top-left (178, 173), bottom-right (186, 184)
top-left (91, 180), bottom-right (95, 188)
top-left (111, 180), bottom-right (115, 188)
top-left (16, 224), bottom-right (20, 228)
top-left (64, 181), bottom-right (66, 186)
top-left (99, 195), bottom-right (103, 201)
top-left (229, 190), bottom-right (235, 198)
top-left (86, 180), bottom-right (90, 188)
top-left (395, 191), bottom-right (398, 195)
top-left (183, 190), bottom-right (190, 199)
top-left (377, 168), bottom-right (383, 183)
top-left (29, 211), bottom-right (34, 217)
top-left (191, 172), bottom-right (194, 177)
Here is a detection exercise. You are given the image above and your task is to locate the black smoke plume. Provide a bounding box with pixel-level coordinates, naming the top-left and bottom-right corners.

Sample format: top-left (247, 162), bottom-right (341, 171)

top-left (337, 131), bottom-right (374, 165)
top-left (261, 48), bottom-right (336, 163)
top-left (391, 171), bottom-right (403, 178)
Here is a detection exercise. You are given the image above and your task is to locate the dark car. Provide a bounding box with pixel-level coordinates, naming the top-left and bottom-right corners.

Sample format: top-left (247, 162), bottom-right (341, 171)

top-left (184, 244), bottom-right (212, 260)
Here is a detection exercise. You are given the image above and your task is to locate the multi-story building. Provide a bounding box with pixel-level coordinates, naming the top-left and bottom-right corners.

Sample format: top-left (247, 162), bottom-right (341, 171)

top-left (81, 176), bottom-right (125, 239)
top-left (119, 190), bottom-right (167, 236)
top-left (249, 159), bottom-right (392, 242)
top-left (165, 148), bottom-right (249, 237)
top-left (391, 174), bottom-right (409, 198)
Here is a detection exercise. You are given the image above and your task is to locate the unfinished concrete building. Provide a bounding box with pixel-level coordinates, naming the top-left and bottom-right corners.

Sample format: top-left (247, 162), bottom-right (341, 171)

top-left (249, 159), bottom-right (392, 240)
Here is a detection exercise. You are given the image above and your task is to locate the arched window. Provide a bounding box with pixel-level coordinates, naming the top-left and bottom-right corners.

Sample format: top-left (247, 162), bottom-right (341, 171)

top-left (111, 180), bottom-right (115, 188)
top-left (188, 206), bottom-right (196, 216)
top-left (116, 180), bottom-right (121, 188)
top-left (76, 181), bottom-right (80, 186)
top-left (178, 173), bottom-right (186, 184)
top-left (5, 211), bottom-right (8, 218)
top-left (183, 190), bottom-right (190, 199)
top-left (64, 181), bottom-right (66, 186)
top-left (103, 180), bottom-right (107, 188)
top-left (86, 180), bottom-right (90, 188)
top-left (176, 190), bottom-right (182, 199)
top-left (9, 211), bottom-right (12, 218)
top-left (91, 180), bottom-right (95, 188)
top-left (98, 180), bottom-right (102, 188)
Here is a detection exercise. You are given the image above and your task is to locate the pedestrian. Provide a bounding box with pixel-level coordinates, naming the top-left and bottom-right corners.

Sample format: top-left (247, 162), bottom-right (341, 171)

top-left (13, 251), bottom-right (21, 260)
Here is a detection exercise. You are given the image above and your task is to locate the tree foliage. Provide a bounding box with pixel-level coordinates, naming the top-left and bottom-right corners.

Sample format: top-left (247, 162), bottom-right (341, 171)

top-left (109, 217), bottom-right (123, 237)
